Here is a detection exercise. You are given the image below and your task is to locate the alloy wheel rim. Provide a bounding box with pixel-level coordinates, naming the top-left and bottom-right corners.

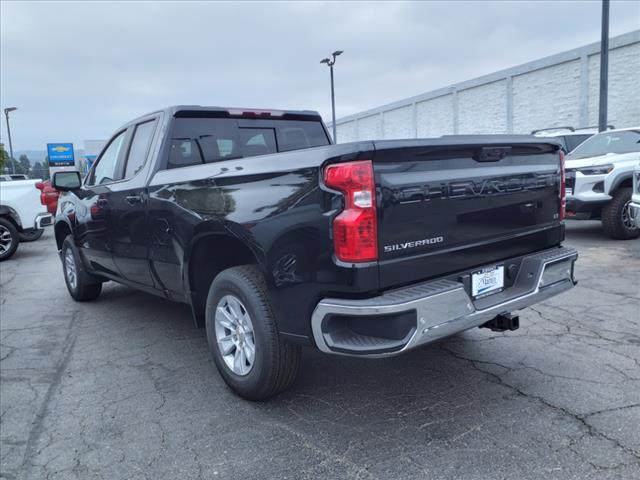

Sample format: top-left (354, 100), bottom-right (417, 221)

top-left (0, 226), bottom-right (12, 255)
top-left (622, 200), bottom-right (636, 230)
top-left (65, 250), bottom-right (78, 290)
top-left (214, 295), bottom-right (256, 376)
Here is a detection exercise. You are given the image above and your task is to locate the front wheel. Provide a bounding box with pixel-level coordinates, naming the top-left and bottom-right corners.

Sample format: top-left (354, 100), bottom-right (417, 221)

top-left (601, 188), bottom-right (639, 240)
top-left (205, 265), bottom-right (301, 400)
top-left (61, 236), bottom-right (103, 301)
top-left (0, 218), bottom-right (20, 261)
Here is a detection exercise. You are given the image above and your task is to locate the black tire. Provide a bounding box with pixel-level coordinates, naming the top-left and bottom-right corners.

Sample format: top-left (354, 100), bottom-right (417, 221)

top-left (601, 188), bottom-right (640, 240)
top-left (61, 236), bottom-right (103, 301)
top-left (205, 265), bottom-right (301, 400)
top-left (0, 218), bottom-right (20, 261)
top-left (19, 228), bottom-right (44, 242)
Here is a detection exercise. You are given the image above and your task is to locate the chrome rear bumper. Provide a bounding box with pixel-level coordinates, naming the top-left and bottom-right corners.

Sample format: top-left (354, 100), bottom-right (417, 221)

top-left (311, 246), bottom-right (578, 357)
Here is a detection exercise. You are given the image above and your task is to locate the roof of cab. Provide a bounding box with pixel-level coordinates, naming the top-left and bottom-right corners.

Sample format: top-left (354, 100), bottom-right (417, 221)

top-left (118, 105), bottom-right (324, 130)
top-left (166, 105), bottom-right (321, 117)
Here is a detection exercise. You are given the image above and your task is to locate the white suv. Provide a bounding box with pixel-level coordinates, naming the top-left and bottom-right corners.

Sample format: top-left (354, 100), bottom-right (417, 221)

top-left (565, 127), bottom-right (640, 240)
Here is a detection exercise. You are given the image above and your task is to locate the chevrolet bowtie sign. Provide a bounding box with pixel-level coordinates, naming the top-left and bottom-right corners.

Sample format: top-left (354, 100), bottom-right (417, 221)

top-left (47, 143), bottom-right (75, 167)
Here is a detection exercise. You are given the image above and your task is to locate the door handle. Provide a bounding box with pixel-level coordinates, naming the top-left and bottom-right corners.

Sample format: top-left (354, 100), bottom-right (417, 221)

top-left (125, 194), bottom-right (142, 205)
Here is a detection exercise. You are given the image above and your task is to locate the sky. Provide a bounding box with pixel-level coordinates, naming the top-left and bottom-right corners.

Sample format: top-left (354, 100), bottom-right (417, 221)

top-left (1, 0), bottom-right (639, 151)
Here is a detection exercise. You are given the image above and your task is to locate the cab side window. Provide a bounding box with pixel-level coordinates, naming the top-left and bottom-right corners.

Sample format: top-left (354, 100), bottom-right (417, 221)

top-left (124, 120), bottom-right (157, 179)
top-left (89, 131), bottom-right (126, 186)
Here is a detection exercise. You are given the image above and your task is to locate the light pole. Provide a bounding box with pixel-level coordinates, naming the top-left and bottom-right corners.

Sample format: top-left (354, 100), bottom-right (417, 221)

top-left (4, 107), bottom-right (17, 174)
top-left (320, 50), bottom-right (343, 143)
top-left (598, 0), bottom-right (610, 132)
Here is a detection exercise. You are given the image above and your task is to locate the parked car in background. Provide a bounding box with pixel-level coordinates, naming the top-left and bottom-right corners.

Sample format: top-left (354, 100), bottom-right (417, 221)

top-left (0, 174), bottom-right (30, 181)
top-left (0, 179), bottom-right (53, 260)
top-left (565, 127), bottom-right (640, 239)
top-left (532, 126), bottom-right (613, 154)
top-left (35, 180), bottom-right (60, 215)
top-left (52, 105), bottom-right (577, 400)
top-left (630, 163), bottom-right (640, 227)
top-left (16, 181), bottom-right (59, 242)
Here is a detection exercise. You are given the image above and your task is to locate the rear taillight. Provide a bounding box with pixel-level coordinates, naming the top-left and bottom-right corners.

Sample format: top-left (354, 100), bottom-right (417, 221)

top-left (35, 182), bottom-right (47, 206)
top-left (559, 150), bottom-right (566, 221)
top-left (324, 160), bottom-right (378, 263)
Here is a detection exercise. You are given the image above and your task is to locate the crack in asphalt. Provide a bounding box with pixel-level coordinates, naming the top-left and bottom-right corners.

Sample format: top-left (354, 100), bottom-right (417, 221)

top-left (19, 309), bottom-right (81, 476)
top-left (439, 343), bottom-right (640, 462)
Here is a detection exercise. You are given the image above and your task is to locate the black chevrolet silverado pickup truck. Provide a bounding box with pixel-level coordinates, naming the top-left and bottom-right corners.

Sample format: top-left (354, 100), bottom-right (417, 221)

top-left (52, 106), bottom-right (578, 400)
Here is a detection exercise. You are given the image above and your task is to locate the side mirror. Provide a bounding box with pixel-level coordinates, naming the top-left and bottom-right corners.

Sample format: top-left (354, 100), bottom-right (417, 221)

top-left (52, 171), bottom-right (82, 191)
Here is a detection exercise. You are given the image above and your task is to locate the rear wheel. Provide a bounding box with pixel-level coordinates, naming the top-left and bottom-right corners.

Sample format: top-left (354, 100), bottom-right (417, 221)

top-left (0, 218), bottom-right (19, 261)
top-left (19, 228), bottom-right (44, 242)
top-left (205, 265), bottom-right (301, 400)
top-left (601, 188), bottom-right (639, 240)
top-left (61, 236), bottom-right (103, 301)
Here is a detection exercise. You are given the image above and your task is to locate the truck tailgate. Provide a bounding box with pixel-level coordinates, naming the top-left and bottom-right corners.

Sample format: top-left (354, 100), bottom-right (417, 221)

top-left (374, 137), bottom-right (563, 289)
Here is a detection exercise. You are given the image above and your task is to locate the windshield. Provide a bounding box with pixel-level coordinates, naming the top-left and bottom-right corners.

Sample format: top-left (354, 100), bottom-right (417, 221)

top-left (563, 134), bottom-right (592, 152)
top-left (567, 130), bottom-right (640, 159)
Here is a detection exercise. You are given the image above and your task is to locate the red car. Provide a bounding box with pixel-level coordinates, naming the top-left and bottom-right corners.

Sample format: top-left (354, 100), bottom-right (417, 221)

top-left (35, 180), bottom-right (59, 215)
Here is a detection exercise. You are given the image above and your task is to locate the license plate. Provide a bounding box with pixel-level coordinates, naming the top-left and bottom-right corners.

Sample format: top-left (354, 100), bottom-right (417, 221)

top-left (566, 188), bottom-right (573, 196)
top-left (471, 265), bottom-right (504, 298)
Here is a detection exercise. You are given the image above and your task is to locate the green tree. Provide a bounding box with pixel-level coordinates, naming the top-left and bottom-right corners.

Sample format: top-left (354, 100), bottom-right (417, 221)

top-left (33, 161), bottom-right (45, 179)
top-left (8, 158), bottom-right (22, 175)
top-left (42, 157), bottom-right (50, 180)
top-left (0, 143), bottom-right (8, 173)
top-left (19, 154), bottom-right (31, 177)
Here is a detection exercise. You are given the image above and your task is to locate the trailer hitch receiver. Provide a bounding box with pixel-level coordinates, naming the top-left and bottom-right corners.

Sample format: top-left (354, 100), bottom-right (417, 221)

top-left (480, 313), bottom-right (520, 332)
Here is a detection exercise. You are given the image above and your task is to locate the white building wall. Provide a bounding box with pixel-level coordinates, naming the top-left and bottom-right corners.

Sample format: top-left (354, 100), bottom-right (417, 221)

top-left (357, 114), bottom-right (382, 140)
top-left (332, 30), bottom-right (639, 142)
top-left (382, 105), bottom-right (413, 139)
top-left (512, 59), bottom-right (582, 134)
top-left (459, 80), bottom-right (508, 134)
top-left (416, 95), bottom-right (455, 137)
top-left (336, 121), bottom-right (357, 143)
top-left (587, 43), bottom-right (640, 127)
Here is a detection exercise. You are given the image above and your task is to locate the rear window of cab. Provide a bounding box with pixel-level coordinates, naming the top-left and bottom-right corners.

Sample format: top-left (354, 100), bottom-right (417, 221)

top-left (167, 117), bottom-right (330, 169)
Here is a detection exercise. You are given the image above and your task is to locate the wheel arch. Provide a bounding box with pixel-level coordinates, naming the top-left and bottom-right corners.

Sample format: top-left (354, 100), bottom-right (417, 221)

top-left (54, 220), bottom-right (73, 251)
top-left (186, 233), bottom-right (263, 328)
top-left (610, 173), bottom-right (633, 194)
top-left (0, 206), bottom-right (22, 231)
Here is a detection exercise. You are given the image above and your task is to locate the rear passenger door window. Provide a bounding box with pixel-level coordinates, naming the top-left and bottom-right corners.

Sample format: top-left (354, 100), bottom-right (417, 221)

top-left (124, 120), bottom-right (158, 179)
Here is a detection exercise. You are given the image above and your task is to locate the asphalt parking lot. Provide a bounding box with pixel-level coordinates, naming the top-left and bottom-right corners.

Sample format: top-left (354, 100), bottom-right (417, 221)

top-left (1, 222), bottom-right (638, 480)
